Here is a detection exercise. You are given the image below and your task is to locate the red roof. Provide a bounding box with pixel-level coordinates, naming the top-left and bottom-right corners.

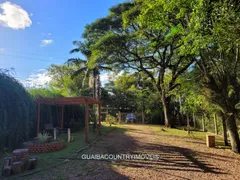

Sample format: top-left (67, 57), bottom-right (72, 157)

top-left (36, 96), bottom-right (102, 105)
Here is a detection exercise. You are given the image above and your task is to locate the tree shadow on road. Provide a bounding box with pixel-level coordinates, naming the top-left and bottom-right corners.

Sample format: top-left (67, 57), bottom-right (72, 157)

top-left (16, 125), bottom-right (230, 180)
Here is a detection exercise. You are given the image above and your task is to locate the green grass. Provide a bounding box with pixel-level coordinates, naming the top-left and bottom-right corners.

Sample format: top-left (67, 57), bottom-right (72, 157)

top-left (149, 125), bottom-right (231, 149)
top-left (0, 123), bottom-right (126, 170)
top-left (0, 123), bottom-right (127, 179)
top-left (35, 123), bottom-right (116, 168)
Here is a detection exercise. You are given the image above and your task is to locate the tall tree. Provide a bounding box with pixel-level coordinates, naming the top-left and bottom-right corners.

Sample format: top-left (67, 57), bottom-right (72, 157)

top-left (85, 2), bottom-right (195, 127)
top-left (185, 0), bottom-right (240, 153)
top-left (67, 41), bottom-right (111, 99)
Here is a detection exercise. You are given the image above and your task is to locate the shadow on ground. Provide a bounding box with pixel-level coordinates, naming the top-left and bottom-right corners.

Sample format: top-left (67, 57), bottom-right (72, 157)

top-left (14, 126), bottom-right (133, 180)
top-left (14, 124), bottom-right (237, 180)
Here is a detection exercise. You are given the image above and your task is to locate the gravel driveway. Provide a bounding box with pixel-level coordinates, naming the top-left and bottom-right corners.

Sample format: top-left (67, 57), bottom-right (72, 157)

top-left (16, 125), bottom-right (240, 180)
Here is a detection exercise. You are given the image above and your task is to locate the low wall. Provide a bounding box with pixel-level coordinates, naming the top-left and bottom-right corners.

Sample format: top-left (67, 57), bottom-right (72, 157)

top-left (28, 141), bottom-right (66, 153)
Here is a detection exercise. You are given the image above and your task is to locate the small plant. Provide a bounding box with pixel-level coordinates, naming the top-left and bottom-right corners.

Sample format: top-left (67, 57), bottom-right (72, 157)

top-left (105, 114), bottom-right (117, 126)
top-left (38, 132), bottom-right (50, 144)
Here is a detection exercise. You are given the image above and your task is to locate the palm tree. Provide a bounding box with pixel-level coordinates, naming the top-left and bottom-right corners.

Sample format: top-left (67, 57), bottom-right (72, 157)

top-left (66, 41), bottom-right (111, 100)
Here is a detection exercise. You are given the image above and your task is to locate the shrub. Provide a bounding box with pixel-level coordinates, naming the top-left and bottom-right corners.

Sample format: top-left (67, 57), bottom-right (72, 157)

top-left (0, 70), bottom-right (36, 151)
top-left (38, 132), bottom-right (50, 144)
top-left (105, 114), bottom-right (117, 126)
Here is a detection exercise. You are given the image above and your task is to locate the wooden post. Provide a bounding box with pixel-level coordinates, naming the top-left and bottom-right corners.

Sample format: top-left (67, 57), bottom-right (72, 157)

top-left (85, 102), bottom-right (89, 143)
top-left (2, 157), bottom-right (12, 177)
top-left (206, 135), bottom-right (215, 147)
top-left (98, 104), bottom-right (102, 135)
top-left (27, 157), bottom-right (37, 170)
top-left (68, 128), bottom-right (71, 142)
top-left (12, 161), bottom-right (24, 174)
top-left (214, 113), bottom-right (218, 135)
top-left (37, 102), bottom-right (40, 135)
top-left (54, 128), bottom-right (57, 140)
top-left (61, 105), bottom-right (64, 129)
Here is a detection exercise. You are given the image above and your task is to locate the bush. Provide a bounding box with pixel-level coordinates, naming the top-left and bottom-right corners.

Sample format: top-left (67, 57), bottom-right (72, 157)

top-left (38, 132), bottom-right (50, 144)
top-left (105, 114), bottom-right (117, 126)
top-left (0, 70), bottom-right (36, 151)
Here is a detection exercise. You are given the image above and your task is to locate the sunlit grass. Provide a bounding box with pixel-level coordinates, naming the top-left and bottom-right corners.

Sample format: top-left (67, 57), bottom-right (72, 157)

top-left (148, 125), bottom-right (230, 149)
top-left (35, 123), bottom-right (115, 168)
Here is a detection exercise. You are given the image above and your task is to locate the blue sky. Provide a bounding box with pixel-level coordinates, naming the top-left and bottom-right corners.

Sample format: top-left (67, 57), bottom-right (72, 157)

top-left (0, 0), bottom-right (125, 87)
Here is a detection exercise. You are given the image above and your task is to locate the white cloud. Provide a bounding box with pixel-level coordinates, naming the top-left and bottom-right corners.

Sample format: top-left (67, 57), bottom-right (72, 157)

top-left (22, 71), bottom-right (52, 88)
top-left (0, 48), bottom-right (4, 51)
top-left (41, 39), bottom-right (53, 47)
top-left (35, 68), bottom-right (45, 73)
top-left (0, 2), bottom-right (32, 30)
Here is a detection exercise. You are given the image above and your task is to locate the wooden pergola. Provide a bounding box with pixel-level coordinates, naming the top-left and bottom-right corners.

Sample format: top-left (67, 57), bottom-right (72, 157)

top-left (36, 97), bottom-right (102, 143)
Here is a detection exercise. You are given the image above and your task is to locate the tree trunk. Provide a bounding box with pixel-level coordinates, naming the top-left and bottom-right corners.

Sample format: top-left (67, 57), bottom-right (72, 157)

top-left (142, 98), bottom-right (145, 124)
top-left (213, 113), bottom-right (218, 135)
top-left (220, 112), bottom-right (229, 146)
top-left (187, 114), bottom-right (190, 126)
top-left (93, 76), bottom-right (96, 98)
top-left (179, 96), bottom-right (183, 125)
top-left (96, 74), bottom-right (101, 100)
top-left (162, 93), bottom-right (172, 127)
top-left (193, 113), bottom-right (196, 129)
top-left (141, 110), bottom-right (145, 124)
top-left (202, 114), bottom-right (205, 132)
top-left (226, 114), bottom-right (240, 153)
top-left (187, 114), bottom-right (190, 135)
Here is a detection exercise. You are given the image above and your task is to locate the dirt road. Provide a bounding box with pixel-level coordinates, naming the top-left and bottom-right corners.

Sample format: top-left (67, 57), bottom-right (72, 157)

top-left (18, 125), bottom-right (240, 180)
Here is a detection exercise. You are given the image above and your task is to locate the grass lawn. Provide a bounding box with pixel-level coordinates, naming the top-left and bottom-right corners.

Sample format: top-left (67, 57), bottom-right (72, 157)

top-left (0, 123), bottom-right (116, 174)
top-left (149, 125), bottom-right (231, 148)
top-left (35, 123), bottom-right (115, 169)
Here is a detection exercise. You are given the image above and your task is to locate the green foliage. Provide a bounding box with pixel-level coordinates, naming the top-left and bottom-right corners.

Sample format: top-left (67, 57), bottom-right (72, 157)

top-left (0, 70), bottom-right (36, 151)
top-left (150, 110), bottom-right (164, 124)
top-left (29, 87), bottom-right (63, 98)
top-left (105, 114), bottom-right (117, 126)
top-left (79, 1), bottom-right (198, 127)
top-left (66, 40), bottom-right (112, 99)
top-left (47, 64), bottom-right (87, 97)
top-left (38, 132), bottom-right (50, 144)
top-left (235, 103), bottom-right (240, 110)
top-left (101, 71), bottom-right (159, 119)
